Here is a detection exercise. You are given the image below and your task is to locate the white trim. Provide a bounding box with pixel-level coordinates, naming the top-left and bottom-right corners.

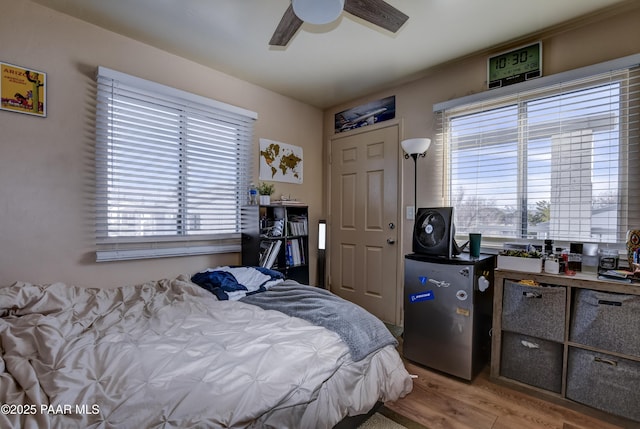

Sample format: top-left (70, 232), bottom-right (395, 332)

top-left (96, 244), bottom-right (241, 262)
top-left (434, 53), bottom-right (640, 112)
top-left (97, 66), bottom-right (258, 120)
top-left (96, 233), bottom-right (240, 246)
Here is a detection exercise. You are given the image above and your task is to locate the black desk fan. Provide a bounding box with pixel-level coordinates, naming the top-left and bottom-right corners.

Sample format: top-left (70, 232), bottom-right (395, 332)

top-left (413, 207), bottom-right (468, 258)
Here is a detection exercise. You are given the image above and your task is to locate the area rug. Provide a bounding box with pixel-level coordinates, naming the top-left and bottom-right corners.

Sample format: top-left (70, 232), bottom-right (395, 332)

top-left (357, 411), bottom-right (404, 429)
top-left (357, 406), bottom-right (430, 429)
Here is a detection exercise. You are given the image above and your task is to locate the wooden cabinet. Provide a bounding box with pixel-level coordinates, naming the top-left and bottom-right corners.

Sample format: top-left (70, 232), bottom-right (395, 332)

top-left (492, 269), bottom-right (640, 424)
top-left (242, 204), bottom-right (309, 284)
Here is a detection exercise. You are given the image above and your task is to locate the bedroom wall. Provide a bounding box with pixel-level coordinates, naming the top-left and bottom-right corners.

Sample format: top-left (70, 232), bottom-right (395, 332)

top-left (323, 0), bottom-right (640, 260)
top-left (0, 0), bottom-right (324, 288)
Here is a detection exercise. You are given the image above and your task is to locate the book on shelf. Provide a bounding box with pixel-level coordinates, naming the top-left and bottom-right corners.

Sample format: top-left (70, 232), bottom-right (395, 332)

top-left (287, 220), bottom-right (307, 236)
top-left (285, 238), bottom-right (305, 267)
top-left (292, 239), bottom-right (301, 266)
top-left (287, 214), bottom-right (307, 235)
top-left (285, 240), bottom-right (293, 267)
top-left (298, 238), bottom-right (305, 264)
top-left (260, 240), bottom-right (282, 269)
top-left (258, 241), bottom-right (271, 267)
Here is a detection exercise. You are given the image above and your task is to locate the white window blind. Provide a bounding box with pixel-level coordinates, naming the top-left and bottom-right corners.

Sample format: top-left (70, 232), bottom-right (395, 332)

top-left (434, 58), bottom-right (639, 247)
top-left (95, 67), bottom-right (257, 261)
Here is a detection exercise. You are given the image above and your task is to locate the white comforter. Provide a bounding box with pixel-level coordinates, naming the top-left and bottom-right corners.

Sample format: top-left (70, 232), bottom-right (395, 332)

top-left (0, 276), bottom-right (412, 428)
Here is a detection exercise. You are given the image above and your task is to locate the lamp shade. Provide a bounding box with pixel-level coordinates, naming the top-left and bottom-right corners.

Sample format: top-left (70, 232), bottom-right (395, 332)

top-left (292, 0), bottom-right (345, 25)
top-left (401, 138), bottom-right (431, 155)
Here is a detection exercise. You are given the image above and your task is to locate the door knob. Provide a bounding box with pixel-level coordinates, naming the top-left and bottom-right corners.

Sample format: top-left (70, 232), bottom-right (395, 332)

top-left (387, 239), bottom-right (395, 244)
top-left (388, 222), bottom-right (395, 229)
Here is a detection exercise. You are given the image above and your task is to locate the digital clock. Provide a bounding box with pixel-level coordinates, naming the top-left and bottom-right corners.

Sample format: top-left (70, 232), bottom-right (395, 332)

top-left (488, 42), bottom-right (542, 89)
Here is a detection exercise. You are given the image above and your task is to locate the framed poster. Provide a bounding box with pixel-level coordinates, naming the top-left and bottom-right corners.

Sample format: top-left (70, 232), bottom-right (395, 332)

top-left (259, 138), bottom-right (303, 184)
top-left (334, 95), bottom-right (395, 133)
top-left (0, 62), bottom-right (47, 117)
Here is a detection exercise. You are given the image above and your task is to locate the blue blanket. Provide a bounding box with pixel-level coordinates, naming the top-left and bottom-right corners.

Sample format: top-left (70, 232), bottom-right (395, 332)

top-left (240, 282), bottom-right (398, 361)
top-left (191, 266), bottom-right (284, 300)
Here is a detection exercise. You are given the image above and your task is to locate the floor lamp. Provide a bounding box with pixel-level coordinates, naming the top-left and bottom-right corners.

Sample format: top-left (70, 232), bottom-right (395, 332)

top-left (401, 138), bottom-right (431, 217)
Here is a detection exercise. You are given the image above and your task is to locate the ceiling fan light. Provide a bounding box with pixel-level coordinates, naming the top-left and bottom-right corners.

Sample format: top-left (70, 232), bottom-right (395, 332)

top-left (292, 0), bottom-right (345, 25)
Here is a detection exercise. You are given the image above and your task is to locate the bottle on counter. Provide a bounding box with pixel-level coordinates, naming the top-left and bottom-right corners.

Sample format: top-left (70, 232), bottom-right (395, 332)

top-left (556, 247), bottom-right (568, 275)
top-left (248, 182), bottom-right (258, 205)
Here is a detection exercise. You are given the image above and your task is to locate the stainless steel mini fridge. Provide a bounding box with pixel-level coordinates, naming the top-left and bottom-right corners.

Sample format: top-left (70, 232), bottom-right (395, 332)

top-left (403, 253), bottom-right (495, 380)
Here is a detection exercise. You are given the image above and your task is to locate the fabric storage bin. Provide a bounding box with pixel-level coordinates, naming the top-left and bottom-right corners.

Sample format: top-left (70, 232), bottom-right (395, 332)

top-left (500, 331), bottom-right (563, 393)
top-left (570, 289), bottom-right (640, 358)
top-left (502, 281), bottom-right (566, 342)
top-left (566, 347), bottom-right (640, 422)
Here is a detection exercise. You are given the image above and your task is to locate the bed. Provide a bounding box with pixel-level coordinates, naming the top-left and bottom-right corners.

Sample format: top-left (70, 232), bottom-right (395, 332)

top-left (0, 267), bottom-right (412, 428)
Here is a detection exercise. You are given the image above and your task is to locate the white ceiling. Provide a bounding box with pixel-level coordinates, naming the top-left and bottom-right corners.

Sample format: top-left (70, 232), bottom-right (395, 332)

top-left (32, 0), bottom-right (628, 109)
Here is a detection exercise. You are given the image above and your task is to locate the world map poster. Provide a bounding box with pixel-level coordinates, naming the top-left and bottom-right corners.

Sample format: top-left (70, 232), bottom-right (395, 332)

top-left (259, 138), bottom-right (303, 184)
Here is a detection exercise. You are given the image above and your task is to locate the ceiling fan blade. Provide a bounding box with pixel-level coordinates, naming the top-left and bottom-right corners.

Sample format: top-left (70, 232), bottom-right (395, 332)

top-left (269, 4), bottom-right (304, 46)
top-left (344, 0), bottom-right (408, 33)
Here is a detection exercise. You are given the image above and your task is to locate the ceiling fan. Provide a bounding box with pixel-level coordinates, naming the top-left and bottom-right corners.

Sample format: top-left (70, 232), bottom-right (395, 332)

top-left (269, 0), bottom-right (409, 46)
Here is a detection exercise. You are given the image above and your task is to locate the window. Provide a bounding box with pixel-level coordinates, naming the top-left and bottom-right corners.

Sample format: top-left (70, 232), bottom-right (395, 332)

top-left (435, 57), bottom-right (639, 247)
top-left (95, 67), bottom-right (257, 261)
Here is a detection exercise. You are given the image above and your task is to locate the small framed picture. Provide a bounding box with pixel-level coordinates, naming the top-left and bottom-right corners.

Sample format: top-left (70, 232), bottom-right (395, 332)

top-left (1, 62), bottom-right (47, 117)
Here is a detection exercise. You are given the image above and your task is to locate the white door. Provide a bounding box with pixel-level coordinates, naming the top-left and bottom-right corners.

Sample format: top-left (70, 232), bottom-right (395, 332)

top-left (329, 124), bottom-right (400, 324)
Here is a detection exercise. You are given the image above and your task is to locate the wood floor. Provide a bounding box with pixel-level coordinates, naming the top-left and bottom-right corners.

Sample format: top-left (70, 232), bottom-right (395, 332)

top-left (384, 357), bottom-right (637, 429)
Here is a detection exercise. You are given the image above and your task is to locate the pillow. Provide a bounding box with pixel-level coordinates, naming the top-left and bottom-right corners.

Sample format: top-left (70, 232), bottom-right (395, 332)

top-left (191, 266), bottom-right (284, 300)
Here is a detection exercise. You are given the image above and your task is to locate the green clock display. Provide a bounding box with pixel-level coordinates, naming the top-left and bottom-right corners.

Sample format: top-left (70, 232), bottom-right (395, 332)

top-left (488, 42), bottom-right (542, 89)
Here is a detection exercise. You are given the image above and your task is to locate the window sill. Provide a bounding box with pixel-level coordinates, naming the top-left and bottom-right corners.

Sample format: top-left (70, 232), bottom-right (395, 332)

top-left (96, 242), bottom-right (240, 262)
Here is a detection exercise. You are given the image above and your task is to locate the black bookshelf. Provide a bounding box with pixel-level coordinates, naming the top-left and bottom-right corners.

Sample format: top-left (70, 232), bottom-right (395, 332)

top-left (242, 204), bottom-right (309, 284)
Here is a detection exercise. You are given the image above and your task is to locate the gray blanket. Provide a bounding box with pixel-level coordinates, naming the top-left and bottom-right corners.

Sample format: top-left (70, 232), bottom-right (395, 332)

top-left (241, 282), bottom-right (398, 361)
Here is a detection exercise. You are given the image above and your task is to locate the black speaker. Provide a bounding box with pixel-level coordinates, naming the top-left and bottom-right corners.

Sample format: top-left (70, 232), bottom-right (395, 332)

top-left (413, 207), bottom-right (455, 258)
